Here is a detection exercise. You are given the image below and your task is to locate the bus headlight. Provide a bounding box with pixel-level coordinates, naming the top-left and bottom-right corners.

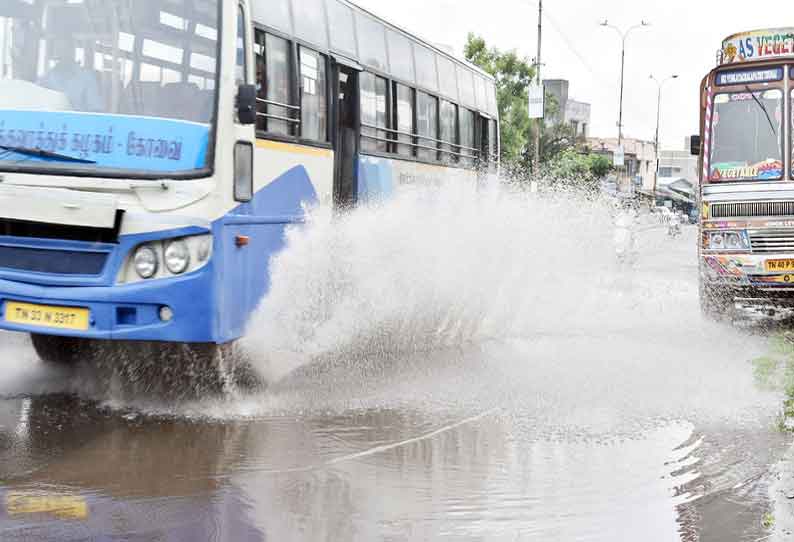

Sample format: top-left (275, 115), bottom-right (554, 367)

top-left (119, 234), bottom-right (213, 284)
top-left (164, 240), bottom-right (190, 274)
top-left (133, 245), bottom-right (159, 279)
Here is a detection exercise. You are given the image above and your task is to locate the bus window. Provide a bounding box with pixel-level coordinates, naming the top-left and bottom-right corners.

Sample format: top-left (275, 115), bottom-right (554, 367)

top-left (394, 83), bottom-right (414, 157)
top-left (457, 66), bottom-right (476, 110)
top-left (356, 13), bottom-right (388, 73)
top-left (0, 0), bottom-right (219, 177)
top-left (440, 100), bottom-right (458, 164)
top-left (292, 0), bottom-right (329, 50)
top-left (459, 108), bottom-right (475, 167)
top-left (415, 46), bottom-right (439, 92)
top-left (299, 47), bottom-right (327, 142)
top-left (252, 0), bottom-right (292, 35)
top-left (486, 83), bottom-right (498, 117)
top-left (255, 31), bottom-right (295, 137)
top-left (438, 56), bottom-right (459, 102)
top-left (360, 72), bottom-right (388, 153)
top-left (235, 6), bottom-right (247, 86)
top-left (387, 30), bottom-right (415, 85)
top-left (327, 0), bottom-right (357, 59)
top-left (489, 119), bottom-right (498, 165)
top-left (417, 91), bottom-right (438, 162)
top-left (475, 76), bottom-right (487, 112)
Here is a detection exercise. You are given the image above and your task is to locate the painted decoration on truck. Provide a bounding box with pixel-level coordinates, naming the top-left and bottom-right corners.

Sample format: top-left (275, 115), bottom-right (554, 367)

top-left (0, 110), bottom-right (210, 173)
top-left (721, 28), bottom-right (794, 65)
top-left (710, 159), bottom-right (783, 181)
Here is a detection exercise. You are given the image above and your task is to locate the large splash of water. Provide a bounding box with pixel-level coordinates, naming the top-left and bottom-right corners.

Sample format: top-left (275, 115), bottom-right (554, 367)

top-left (242, 180), bottom-right (714, 384)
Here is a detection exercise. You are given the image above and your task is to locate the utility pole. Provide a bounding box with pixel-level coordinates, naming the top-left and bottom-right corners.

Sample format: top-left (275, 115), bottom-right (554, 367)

top-left (650, 74), bottom-right (678, 197)
top-left (600, 20), bottom-right (649, 191)
top-left (534, 0), bottom-right (542, 174)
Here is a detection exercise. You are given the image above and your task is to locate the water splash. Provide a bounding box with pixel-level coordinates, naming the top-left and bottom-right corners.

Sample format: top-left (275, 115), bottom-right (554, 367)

top-left (242, 180), bottom-right (723, 384)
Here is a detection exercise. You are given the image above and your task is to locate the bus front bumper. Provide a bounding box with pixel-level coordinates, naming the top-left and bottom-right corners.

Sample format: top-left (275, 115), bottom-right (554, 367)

top-left (0, 266), bottom-right (217, 343)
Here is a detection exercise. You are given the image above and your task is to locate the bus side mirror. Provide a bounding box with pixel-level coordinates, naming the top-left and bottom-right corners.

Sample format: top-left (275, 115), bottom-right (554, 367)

top-left (690, 135), bottom-right (702, 156)
top-left (236, 84), bottom-right (257, 125)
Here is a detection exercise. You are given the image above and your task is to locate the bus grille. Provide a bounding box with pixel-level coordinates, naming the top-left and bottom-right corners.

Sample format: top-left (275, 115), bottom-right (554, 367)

top-left (0, 246), bottom-right (108, 275)
top-left (749, 230), bottom-right (794, 254)
top-left (712, 201), bottom-right (794, 218)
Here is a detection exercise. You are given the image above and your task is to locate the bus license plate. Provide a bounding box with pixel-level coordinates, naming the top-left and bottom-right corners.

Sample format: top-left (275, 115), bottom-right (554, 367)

top-left (4, 301), bottom-right (90, 331)
top-left (766, 259), bottom-right (794, 272)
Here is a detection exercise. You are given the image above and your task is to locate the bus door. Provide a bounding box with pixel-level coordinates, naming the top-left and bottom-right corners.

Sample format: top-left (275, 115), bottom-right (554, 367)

top-left (331, 57), bottom-right (362, 209)
top-left (223, 2), bottom-right (258, 339)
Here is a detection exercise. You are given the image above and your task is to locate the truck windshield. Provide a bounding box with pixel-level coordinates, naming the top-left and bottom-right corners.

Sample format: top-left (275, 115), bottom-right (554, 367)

top-left (0, 0), bottom-right (219, 178)
top-left (709, 89), bottom-right (783, 182)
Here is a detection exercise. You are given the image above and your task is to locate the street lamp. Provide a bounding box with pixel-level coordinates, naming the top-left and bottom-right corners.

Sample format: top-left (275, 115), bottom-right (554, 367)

top-left (650, 74), bottom-right (679, 197)
top-left (599, 20), bottom-right (650, 147)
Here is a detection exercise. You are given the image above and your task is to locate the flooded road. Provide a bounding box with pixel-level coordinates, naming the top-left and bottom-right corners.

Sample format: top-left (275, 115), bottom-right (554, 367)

top-left (0, 191), bottom-right (790, 541)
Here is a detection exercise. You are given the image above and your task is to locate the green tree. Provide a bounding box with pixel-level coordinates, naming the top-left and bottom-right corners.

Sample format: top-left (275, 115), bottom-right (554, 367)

top-left (465, 34), bottom-right (612, 184)
top-left (587, 154), bottom-right (613, 178)
top-left (543, 149), bottom-right (614, 192)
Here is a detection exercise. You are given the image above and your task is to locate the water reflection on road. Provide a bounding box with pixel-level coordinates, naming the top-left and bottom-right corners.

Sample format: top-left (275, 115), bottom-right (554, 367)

top-left (0, 395), bottom-right (698, 541)
top-left (0, 225), bottom-right (788, 541)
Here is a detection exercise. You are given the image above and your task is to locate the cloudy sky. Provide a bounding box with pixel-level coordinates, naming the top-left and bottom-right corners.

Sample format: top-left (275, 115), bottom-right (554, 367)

top-left (354, 0), bottom-right (793, 152)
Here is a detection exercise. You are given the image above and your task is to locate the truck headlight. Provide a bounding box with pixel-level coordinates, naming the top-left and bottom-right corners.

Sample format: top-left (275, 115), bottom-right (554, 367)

top-left (725, 233), bottom-right (742, 250)
top-left (708, 231), bottom-right (748, 250)
top-left (133, 245), bottom-right (159, 279)
top-left (164, 240), bottom-right (190, 275)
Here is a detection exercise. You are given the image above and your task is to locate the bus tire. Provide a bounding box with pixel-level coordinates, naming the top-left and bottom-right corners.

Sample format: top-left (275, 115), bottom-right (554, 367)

top-left (92, 341), bottom-right (263, 399)
top-left (30, 334), bottom-right (91, 366)
top-left (699, 281), bottom-right (733, 320)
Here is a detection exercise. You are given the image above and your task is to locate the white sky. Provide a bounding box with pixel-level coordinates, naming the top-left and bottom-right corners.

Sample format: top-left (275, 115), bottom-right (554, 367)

top-left (354, 0), bottom-right (794, 152)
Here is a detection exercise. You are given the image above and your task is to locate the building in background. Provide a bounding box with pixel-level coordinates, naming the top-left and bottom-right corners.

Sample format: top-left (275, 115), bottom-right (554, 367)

top-left (543, 79), bottom-right (591, 139)
top-left (586, 137), bottom-right (656, 194)
top-left (658, 137), bottom-right (699, 187)
top-left (653, 137), bottom-right (699, 217)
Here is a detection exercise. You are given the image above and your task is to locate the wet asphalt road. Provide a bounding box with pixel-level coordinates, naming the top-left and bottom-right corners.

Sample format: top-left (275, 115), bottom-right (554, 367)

top-left (0, 224), bottom-right (791, 541)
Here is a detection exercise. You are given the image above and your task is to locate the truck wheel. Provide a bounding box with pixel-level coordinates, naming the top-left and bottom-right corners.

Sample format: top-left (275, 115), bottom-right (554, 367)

top-left (30, 334), bottom-right (92, 366)
top-left (699, 281), bottom-right (733, 320)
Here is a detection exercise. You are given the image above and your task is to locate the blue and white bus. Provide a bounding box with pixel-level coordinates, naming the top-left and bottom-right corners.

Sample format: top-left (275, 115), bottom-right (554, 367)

top-left (0, 0), bottom-right (499, 372)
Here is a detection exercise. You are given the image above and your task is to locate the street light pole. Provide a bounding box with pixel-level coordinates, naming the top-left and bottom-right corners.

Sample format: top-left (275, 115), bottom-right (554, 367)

top-left (650, 74), bottom-right (679, 198)
top-left (534, 0), bottom-right (543, 174)
top-left (600, 20), bottom-right (650, 148)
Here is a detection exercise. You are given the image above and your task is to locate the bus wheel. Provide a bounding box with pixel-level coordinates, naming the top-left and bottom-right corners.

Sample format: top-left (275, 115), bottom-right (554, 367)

top-left (699, 282), bottom-right (733, 320)
top-left (30, 334), bottom-right (92, 366)
top-left (93, 341), bottom-right (263, 399)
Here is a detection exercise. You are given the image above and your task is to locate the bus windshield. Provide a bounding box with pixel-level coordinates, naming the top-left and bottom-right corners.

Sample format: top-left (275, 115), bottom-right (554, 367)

top-left (0, 0), bottom-right (219, 178)
top-left (709, 89), bottom-right (783, 182)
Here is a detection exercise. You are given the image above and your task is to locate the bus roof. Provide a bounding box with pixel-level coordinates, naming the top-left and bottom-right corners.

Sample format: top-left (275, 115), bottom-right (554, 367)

top-left (720, 28), bottom-right (794, 66)
top-left (250, 0), bottom-right (499, 116)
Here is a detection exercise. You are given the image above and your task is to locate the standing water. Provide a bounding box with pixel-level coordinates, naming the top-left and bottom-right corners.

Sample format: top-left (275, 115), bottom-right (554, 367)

top-left (0, 180), bottom-right (787, 541)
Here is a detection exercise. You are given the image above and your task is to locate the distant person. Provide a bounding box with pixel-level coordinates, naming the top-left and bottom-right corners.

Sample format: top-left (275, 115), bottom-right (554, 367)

top-left (40, 37), bottom-right (102, 112)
